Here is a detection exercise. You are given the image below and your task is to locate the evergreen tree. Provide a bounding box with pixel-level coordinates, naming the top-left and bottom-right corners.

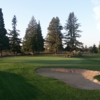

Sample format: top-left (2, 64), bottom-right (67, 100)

top-left (64, 44), bottom-right (71, 51)
top-left (23, 16), bottom-right (37, 54)
top-left (88, 46), bottom-right (93, 53)
top-left (0, 8), bottom-right (9, 57)
top-left (36, 21), bottom-right (44, 52)
top-left (92, 44), bottom-right (98, 53)
top-left (84, 45), bottom-right (88, 52)
top-left (98, 41), bottom-right (100, 53)
top-left (45, 17), bottom-right (63, 53)
top-left (8, 15), bottom-right (21, 55)
top-left (23, 16), bottom-right (44, 54)
top-left (64, 12), bottom-right (82, 50)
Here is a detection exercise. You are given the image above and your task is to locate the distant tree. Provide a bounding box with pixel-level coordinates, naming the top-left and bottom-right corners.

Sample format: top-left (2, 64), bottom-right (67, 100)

top-left (8, 15), bottom-right (21, 55)
top-left (45, 17), bottom-right (63, 53)
top-left (92, 44), bottom-right (98, 53)
top-left (0, 8), bottom-right (9, 57)
top-left (23, 17), bottom-right (44, 55)
top-left (84, 45), bottom-right (88, 52)
top-left (88, 46), bottom-right (93, 53)
top-left (98, 41), bottom-right (100, 53)
top-left (64, 12), bottom-right (83, 51)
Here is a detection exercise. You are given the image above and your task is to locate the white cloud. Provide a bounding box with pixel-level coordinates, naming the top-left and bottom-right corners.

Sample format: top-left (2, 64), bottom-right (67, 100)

top-left (91, 0), bottom-right (100, 31)
top-left (91, 0), bottom-right (100, 5)
top-left (97, 23), bottom-right (100, 31)
top-left (93, 6), bottom-right (100, 20)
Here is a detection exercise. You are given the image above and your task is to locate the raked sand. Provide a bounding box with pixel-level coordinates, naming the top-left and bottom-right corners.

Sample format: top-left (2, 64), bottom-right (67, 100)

top-left (36, 68), bottom-right (100, 90)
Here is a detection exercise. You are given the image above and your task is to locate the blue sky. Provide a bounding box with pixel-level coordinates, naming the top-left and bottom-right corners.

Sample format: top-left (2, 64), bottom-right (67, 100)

top-left (0, 0), bottom-right (100, 47)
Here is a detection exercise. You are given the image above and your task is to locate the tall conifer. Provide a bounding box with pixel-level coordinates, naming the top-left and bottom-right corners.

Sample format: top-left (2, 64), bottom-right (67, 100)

top-left (64, 12), bottom-right (82, 50)
top-left (23, 17), bottom-right (44, 55)
top-left (45, 17), bottom-right (62, 53)
top-left (36, 21), bottom-right (44, 52)
top-left (8, 15), bottom-right (21, 55)
top-left (0, 8), bottom-right (9, 56)
top-left (23, 16), bottom-right (38, 54)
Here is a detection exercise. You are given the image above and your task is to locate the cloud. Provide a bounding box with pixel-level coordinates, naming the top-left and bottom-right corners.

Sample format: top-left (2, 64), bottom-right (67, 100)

top-left (91, 0), bottom-right (100, 20)
top-left (91, 0), bottom-right (100, 5)
top-left (91, 0), bottom-right (100, 31)
top-left (93, 6), bottom-right (100, 20)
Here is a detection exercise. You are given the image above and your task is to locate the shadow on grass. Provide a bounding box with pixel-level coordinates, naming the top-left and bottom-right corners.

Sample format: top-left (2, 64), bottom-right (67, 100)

top-left (0, 71), bottom-right (41, 100)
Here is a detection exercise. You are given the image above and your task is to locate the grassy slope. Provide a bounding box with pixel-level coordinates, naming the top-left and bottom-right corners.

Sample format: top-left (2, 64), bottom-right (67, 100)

top-left (0, 55), bottom-right (100, 100)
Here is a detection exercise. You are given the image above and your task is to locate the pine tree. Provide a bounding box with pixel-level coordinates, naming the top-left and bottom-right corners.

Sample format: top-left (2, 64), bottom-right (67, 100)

top-left (84, 45), bottom-right (88, 52)
top-left (36, 21), bottom-right (44, 52)
top-left (0, 8), bottom-right (9, 57)
top-left (64, 44), bottom-right (71, 51)
top-left (92, 44), bottom-right (98, 53)
top-left (8, 15), bottom-right (21, 55)
top-left (23, 17), bottom-right (44, 55)
top-left (64, 12), bottom-right (82, 51)
top-left (88, 46), bottom-right (93, 53)
top-left (23, 16), bottom-right (38, 55)
top-left (45, 17), bottom-right (62, 53)
top-left (98, 41), bottom-right (100, 53)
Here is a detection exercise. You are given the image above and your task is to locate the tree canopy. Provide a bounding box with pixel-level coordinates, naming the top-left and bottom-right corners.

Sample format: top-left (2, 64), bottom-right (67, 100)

top-left (36, 21), bottom-right (44, 52)
top-left (8, 15), bottom-right (21, 55)
top-left (23, 17), bottom-right (44, 54)
top-left (64, 12), bottom-right (83, 50)
top-left (92, 44), bottom-right (98, 53)
top-left (0, 8), bottom-right (9, 56)
top-left (45, 17), bottom-right (63, 53)
top-left (2, 8), bottom-right (100, 55)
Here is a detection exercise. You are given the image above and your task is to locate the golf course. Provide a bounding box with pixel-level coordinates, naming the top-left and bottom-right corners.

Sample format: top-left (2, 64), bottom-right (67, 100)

top-left (0, 54), bottom-right (100, 100)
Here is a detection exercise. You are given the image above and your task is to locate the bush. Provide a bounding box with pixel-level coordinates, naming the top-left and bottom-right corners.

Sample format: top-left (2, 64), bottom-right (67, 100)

top-left (65, 51), bottom-right (83, 57)
top-left (65, 52), bottom-right (73, 57)
top-left (76, 51), bottom-right (82, 57)
top-left (73, 50), bottom-right (82, 57)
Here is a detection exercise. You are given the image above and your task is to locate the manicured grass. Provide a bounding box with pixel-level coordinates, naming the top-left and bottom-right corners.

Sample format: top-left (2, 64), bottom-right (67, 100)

top-left (0, 55), bottom-right (100, 100)
top-left (94, 75), bottom-right (100, 81)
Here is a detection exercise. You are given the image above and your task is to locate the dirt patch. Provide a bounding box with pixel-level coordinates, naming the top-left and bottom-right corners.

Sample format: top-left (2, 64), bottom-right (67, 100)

top-left (36, 68), bottom-right (100, 90)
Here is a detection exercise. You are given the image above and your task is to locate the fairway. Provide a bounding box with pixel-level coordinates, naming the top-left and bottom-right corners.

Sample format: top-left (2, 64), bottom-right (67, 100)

top-left (0, 55), bottom-right (100, 100)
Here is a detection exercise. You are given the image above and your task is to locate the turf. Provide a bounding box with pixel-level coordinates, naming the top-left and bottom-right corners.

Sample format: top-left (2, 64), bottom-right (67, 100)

top-left (94, 75), bottom-right (100, 81)
top-left (0, 55), bottom-right (100, 100)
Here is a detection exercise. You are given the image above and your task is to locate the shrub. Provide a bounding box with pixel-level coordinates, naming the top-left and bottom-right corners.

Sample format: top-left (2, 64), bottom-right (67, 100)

top-left (65, 51), bottom-right (83, 57)
top-left (75, 51), bottom-right (82, 57)
top-left (73, 51), bottom-right (82, 57)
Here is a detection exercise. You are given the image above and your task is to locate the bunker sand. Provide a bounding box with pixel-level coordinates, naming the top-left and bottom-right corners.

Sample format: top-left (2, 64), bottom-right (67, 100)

top-left (36, 68), bottom-right (100, 90)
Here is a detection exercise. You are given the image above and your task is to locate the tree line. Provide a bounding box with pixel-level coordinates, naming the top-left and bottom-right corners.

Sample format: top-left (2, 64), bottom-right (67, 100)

top-left (0, 8), bottom-right (99, 56)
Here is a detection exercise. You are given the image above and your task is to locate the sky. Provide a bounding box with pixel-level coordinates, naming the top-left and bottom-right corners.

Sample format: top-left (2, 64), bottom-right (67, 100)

top-left (0, 0), bottom-right (100, 47)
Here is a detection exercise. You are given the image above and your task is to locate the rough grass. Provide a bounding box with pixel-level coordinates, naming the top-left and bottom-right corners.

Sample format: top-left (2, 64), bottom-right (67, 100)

top-left (94, 75), bottom-right (100, 81)
top-left (0, 54), bottom-right (100, 100)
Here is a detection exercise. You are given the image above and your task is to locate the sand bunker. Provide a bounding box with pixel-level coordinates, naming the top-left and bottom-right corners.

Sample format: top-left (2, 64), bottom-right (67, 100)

top-left (36, 68), bottom-right (100, 90)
